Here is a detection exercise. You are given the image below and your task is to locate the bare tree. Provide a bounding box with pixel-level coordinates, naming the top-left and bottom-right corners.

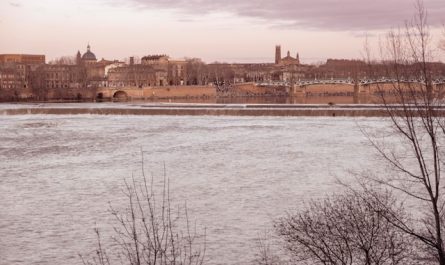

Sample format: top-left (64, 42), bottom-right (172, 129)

top-left (80, 163), bottom-right (206, 265)
top-left (184, 58), bottom-right (207, 85)
top-left (49, 56), bottom-right (76, 65)
top-left (251, 230), bottom-right (288, 265)
top-left (276, 189), bottom-right (414, 265)
top-left (359, 1), bottom-right (445, 264)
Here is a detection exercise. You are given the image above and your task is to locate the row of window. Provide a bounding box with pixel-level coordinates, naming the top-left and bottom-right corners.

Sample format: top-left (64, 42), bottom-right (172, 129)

top-left (0, 74), bottom-right (16, 79)
top-left (45, 84), bottom-right (69, 89)
top-left (45, 73), bottom-right (75, 79)
top-left (0, 81), bottom-right (18, 84)
top-left (0, 85), bottom-right (16, 89)
top-left (108, 81), bottom-right (165, 87)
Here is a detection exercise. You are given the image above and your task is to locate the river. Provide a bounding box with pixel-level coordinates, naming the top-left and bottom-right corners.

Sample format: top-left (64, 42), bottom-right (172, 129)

top-left (0, 114), bottom-right (388, 264)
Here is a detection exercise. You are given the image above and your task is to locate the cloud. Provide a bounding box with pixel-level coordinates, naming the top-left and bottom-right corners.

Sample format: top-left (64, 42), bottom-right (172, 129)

top-left (112, 0), bottom-right (445, 31)
top-left (9, 1), bottom-right (21, 7)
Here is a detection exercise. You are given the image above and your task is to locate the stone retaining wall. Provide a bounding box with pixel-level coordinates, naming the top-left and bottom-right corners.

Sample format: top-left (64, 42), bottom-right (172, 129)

top-left (0, 107), bottom-right (390, 117)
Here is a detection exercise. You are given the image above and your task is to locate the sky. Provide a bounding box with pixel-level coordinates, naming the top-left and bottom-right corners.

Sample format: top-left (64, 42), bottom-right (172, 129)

top-left (0, 0), bottom-right (444, 63)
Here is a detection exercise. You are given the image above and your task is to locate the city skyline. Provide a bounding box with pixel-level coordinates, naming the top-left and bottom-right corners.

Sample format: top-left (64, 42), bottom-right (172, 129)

top-left (1, 0), bottom-right (444, 63)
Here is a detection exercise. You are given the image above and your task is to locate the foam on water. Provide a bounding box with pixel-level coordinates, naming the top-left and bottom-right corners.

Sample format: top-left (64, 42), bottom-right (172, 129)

top-left (0, 114), bottom-right (387, 265)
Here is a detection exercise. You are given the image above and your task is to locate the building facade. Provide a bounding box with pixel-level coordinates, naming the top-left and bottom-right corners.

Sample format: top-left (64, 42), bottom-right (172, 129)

top-left (275, 45), bottom-right (300, 66)
top-left (0, 63), bottom-right (34, 100)
top-left (29, 64), bottom-right (88, 99)
top-left (0, 54), bottom-right (45, 65)
top-left (107, 65), bottom-right (167, 87)
top-left (141, 54), bottom-right (189, 85)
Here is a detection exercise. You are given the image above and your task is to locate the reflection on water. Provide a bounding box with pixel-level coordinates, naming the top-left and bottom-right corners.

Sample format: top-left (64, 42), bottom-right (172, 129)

top-left (12, 95), bottom-right (396, 105)
top-left (130, 95), bottom-right (388, 105)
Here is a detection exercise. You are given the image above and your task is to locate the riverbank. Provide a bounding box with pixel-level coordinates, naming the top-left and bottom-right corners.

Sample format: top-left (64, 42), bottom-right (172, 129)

top-left (4, 102), bottom-right (445, 117)
top-left (0, 103), bottom-right (395, 117)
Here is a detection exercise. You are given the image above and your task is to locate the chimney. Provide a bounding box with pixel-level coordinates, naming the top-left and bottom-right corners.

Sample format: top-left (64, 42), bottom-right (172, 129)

top-left (130, 56), bottom-right (134, 66)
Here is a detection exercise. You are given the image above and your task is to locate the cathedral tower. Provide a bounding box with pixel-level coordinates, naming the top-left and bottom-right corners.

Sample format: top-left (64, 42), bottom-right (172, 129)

top-left (76, 51), bottom-right (82, 65)
top-left (275, 45), bottom-right (281, 65)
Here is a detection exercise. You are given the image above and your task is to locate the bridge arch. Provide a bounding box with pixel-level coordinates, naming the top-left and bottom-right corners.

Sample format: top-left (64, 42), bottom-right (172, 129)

top-left (113, 90), bottom-right (128, 100)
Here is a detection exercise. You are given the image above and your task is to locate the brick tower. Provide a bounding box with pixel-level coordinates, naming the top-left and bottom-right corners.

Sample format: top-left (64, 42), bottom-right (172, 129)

top-left (275, 45), bottom-right (281, 65)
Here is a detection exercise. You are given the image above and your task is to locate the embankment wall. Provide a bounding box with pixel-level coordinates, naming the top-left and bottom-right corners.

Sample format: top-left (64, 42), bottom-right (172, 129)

top-left (0, 107), bottom-right (390, 117)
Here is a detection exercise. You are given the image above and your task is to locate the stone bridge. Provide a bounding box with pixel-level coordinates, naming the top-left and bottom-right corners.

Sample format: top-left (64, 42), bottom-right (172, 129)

top-left (279, 79), bottom-right (445, 97)
top-left (96, 80), bottom-right (445, 101)
top-left (96, 87), bottom-right (145, 100)
top-left (258, 78), bottom-right (445, 87)
top-left (96, 85), bottom-right (216, 100)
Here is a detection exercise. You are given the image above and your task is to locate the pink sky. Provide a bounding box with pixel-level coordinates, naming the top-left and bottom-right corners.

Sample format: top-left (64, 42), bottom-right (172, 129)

top-left (1, 0), bottom-right (444, 63)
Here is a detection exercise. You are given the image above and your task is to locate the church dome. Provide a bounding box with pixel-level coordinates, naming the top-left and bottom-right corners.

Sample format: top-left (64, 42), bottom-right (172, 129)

top-left (82, 44), bottom-right (96, 61)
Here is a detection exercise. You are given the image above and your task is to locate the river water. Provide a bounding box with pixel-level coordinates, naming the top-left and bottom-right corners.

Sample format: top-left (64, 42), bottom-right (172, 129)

top-left (0, 114), bottom-right (388, 265)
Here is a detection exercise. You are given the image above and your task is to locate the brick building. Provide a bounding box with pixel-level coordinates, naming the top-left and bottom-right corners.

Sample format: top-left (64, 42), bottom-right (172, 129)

top-left (0, 63), bottom-right (33, 100)
top-left (275, 45), bottom-right (300, 66)
top-left (0, 66), bottom-right (21, 100)
top-left (141, 55), bottom-right (187, 85)
top-left (0, 54), bottom-right (45, 65)
top-left (29, 64), bottom-right (87, 99)
top-left (107, 64), bottom-right (167, 87)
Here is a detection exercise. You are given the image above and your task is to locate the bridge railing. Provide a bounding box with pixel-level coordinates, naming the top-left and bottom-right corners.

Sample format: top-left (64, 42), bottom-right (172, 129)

top-left (256, 78), bottom-right (445, 87)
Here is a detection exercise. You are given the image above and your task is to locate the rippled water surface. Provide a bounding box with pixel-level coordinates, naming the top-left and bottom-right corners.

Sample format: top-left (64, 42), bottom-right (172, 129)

top-left (0, 114), bottom-right (388, 265)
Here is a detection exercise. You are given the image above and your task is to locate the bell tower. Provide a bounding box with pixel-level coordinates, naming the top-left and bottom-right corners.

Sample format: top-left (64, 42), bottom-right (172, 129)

top-left (275, 45), bottom-right (281, 65)
top-left (76, 51), bottom-right (82, 65)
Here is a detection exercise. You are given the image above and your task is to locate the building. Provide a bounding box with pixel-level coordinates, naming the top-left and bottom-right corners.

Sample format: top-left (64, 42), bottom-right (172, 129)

top-left (0, 62), bottom-right (35, 100)
top-left (77, 44), bottom-right (97, 65)
top-left (168, 59), bottom-right (187, 85)
top-left (215, 45), bottom-right (308, 85)
top-left (0, 54), bottom-right (44, 100)
top-left (0, 66), bottom-right (21, 100)
top-left (141, 54), bottom-right (188, 85)
top-left (275, 45), bottom-right (300, 66)
top-left (314, 59), bottom-right (368, 79)
top-left (29, 64), bottom-right (88, 99)
top-left (230, 63), bottom-right (276, 83)
top-left (107, 64), bottom-right (167, 87)
top-left (0, 54), bottom-right (45, 65)
top-left (280, 51), bottom-right (300, 66)
top-left (75, 44), bottom-right (113, 86)
top-left (275, 45), bottom-right (282, 64)
top-left (104, 61), bottom-right (127, 77)
top-left (141, 55), bottom-right (169, 65)
top-left (32, 65), bottom-right (85, 89)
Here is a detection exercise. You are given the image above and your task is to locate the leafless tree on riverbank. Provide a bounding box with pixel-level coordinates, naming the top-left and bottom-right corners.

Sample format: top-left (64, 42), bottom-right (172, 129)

top-left (275, 189), bottom-right (415, 265)
top-left (80, 163), bottom-right (206, 265)
top-left (48, 56), bottom-right (76, 65)
top-left (251, 230), bottom-right (288, 265)
top-left (357, 1), bottom-right (445, 264)
top-left (273, 3), bottom-right (445, 262)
